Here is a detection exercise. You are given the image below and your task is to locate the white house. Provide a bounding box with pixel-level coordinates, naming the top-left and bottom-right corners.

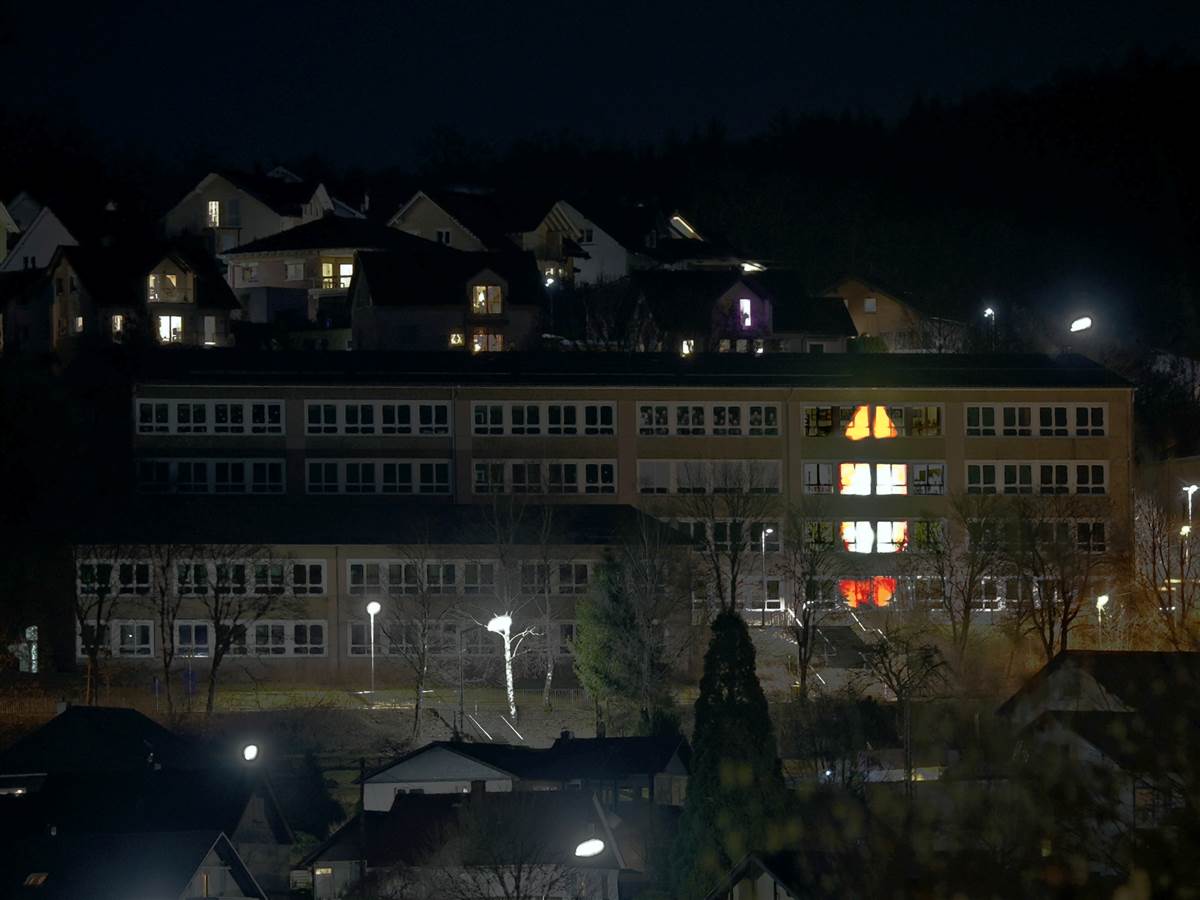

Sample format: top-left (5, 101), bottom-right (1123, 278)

top-left (0, 206), bottom-right (77, 273)
top-left (0, 200), bottom-right (20, 265)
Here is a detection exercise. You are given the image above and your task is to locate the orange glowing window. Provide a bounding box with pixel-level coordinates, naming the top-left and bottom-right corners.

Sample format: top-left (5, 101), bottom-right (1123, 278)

top-left (840, 520), bottom-right (874, 553)
top-left (875, 463), bottom-right (908, 495)
top-left (844, 405), bottom-right (871, 440)
top-left (839, 463), bottom-right (872, 496)
top-left (873, 406), bottom-right (898, 439)
top-left (838, 576), bottom-right (896, 608)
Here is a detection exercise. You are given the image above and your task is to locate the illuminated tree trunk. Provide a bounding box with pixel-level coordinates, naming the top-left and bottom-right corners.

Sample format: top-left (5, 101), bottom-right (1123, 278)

top-left (502, 628), bottom-right (518, 721)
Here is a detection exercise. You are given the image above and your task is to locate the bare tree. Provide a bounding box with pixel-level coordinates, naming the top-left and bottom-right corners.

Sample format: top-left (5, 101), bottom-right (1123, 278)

top-left (1006, 494), bottom-right (1112, 663)
top-left (858, 626), bottom-right (947, 802)
top-left (903, 493), bottom-right (1006, 672)
top-left (674, 459), bottom-right (779, 617)
top-left (72, 543), bottom-right (136, 705)
top-left (141, 542), bottom-right (197, 718)
top-left (779, 498), bottom-right (842, 700)
top-left (192, 544), bottom-right (299, 714)
top-left (1132, 489), bottom-right (1200, 650)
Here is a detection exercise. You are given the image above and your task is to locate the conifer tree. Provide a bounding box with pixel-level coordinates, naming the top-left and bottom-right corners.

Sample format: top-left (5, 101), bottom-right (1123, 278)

top-left (672, 610), bottom-right (793, 898)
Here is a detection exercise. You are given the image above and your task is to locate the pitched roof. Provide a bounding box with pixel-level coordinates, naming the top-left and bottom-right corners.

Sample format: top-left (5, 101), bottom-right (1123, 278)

top-left (394, 189), bottom-right (557, 249)
top-left (0, 707), bottom-right (198, 775)
top-left (628, 269), bottom-right (750, 332)
top-left (70, 498), bottom-right (683, 548)
top-left (218, 170), bottom-right (321, 218)
top-left (998, 651), bottom-right (1200, 720)
top-left (162, 241), bottom-right (242, 311)
top-left (1024, 710), bottom-right (1174, 773)
top-left (128, 347), bottom-right (1133, 389)
top-left (222, 216), bottom-right (437, 256)
top-left (750, 271), bottom-right (858, 336)
top-left (355, 246), bottom-right (546, 308)
top-left (705, 850), bottom-right (853, 900)
top-left (0, 831), bottom-right (263, 900)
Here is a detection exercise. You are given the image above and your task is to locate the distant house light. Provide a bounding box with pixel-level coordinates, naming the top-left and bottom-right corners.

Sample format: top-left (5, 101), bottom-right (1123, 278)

top-left (741, 261), bottom-right (765, 273)
top-left (670, 215), bottom-right (701, 240)
top-left (449, 331), bottom-right (465, 348)
top-left (739, 298), bottom-right (753, 329)
top-left (680, 339), bottom-right (695, 356)
top-left (207, 200), bottom-right (220, 228)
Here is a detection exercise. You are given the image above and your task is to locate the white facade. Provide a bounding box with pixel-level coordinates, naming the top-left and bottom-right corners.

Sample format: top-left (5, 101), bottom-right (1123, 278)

top-left (363, 745), bottom-right (515, 810)
top-left (0, 207), bottom-right (77, 272)
top-left (557, 202), bottom-right (630, 285)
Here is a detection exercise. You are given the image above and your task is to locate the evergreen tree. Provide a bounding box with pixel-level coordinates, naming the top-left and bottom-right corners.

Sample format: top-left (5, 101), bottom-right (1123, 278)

top-left (672, 611), bottom-right (794, 898)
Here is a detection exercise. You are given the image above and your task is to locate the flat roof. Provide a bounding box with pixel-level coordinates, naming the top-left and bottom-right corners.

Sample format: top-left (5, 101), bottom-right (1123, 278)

top-left (130, 349), bottom-right (1131, 390)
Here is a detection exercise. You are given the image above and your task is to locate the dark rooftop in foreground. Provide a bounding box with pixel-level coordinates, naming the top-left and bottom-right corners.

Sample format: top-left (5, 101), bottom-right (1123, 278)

top-left (222, 215), bottom-right (446, 256)
top-left (128, 348), bottom-right (1131, 389)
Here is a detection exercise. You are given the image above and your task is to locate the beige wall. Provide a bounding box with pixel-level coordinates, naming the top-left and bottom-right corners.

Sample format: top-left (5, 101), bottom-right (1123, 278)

top-left (390, 194), bottom-right (487, 251)
top-left (832, 277), bottom-right (920, 344)
top-left (163, 176), bottom-right (300, 249)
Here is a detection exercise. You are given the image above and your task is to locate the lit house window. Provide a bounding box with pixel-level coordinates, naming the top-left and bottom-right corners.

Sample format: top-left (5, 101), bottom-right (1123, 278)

top-left (449, 331), bottom-right (465, 347)
top-left (203, 316), bottom-right (217, 346)
top-left (840, 577), bottom-right (895, 608)
top-left (841, 521), bottom-right (874, 553)
top-left (739, 298), bottom-right (753, 328)
top-left (875, 463), bottom-right (908, 495)
top-left (111, 314), bottom-right (125, 337)
top-left (207, 200), bottom-right (220, 228)
top-left (73, 316), bottom-right (84, 334)
top-left (864, 297), bottom-right (877, 313)
top-left (147, 274), bottom-right (177, 302)
top-left (157, 315), bottom-right (183, 343)
top-left (472, 285), bottom-right (503, 316)
top-left (839, 463), bottom-right (872, 496)
top-left (843, 405), bottom-right (899, 440)
top-left (321, 262), bottom-right (353, 289)
top-left (472, 330), bottom-right (503, 353)
top-left (680, 339), bottom-right (695, 356)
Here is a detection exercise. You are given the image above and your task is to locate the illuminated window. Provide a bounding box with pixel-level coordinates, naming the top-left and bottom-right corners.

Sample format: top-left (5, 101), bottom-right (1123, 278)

top-left (111, 314), bottom-right (124, 337)
top-left (754, 339), bottom-right (764, 355)
top-left (472, 330), bottom-right (504, 353)
top-left (203, 316), bottom-right (217, 346)
top-left (207, 200), bottom-right (220, 228)
top-left (873, 406), bottom-right (898, 439)
top-left (863, 297), bottom-right (877, 313)
top-left (844, 405), bottom-right (871, 440)
top-left (839, 463), bottom-right (872, 496)
top-left (876, 521), bottom-right (908, 553)
top-left (73, 316), bottom-right (83, 333)
top-left (449, 331), bottom-right (464, 347)
top-left (157, 315), bottom-right (183, 344)
top-left (739, 298), bottom-right (753, 328)
top-left (147, 273), bottom-right (177, 302)
top-left (680, 339), bottom-right (695, 356)
top-left (841, 520), bottom-right (874, 553)
top-left (839, 576), bottom-right (895, 608)
top-left (472, 284), bottom-right (503, 315)
top-left (875, 463), bottom-right (907, 495)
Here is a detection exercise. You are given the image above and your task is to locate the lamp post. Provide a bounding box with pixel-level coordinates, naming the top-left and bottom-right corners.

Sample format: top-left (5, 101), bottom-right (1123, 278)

top-left (760, 527), bottom-right (774, 627)
top-left (487, 614), bottom-right (516, 720)
top-left (983, 307), bottom-right (995, 351)
top-left (1096, 594), bottom-right (1109, 646)
top-left (366, 600), bottom-right (381, 697)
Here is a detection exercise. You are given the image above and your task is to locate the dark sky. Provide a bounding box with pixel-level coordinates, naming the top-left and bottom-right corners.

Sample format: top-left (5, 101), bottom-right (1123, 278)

top-left (9, 0), bottom-right (1200, 169)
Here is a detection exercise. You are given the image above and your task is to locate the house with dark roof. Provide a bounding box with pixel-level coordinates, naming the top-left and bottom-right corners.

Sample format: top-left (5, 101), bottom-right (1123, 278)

top-left (823, 274), bottom-right (966, 353)
top-left (359, 733), bottom-right (689, 811)
top-left (704, 850), bottom-right (857, 899)
top-left (0, 198), bottom-right (20, 266)
top-left (349, 245), bottom-right (546, 352)
top-left (0, 204), bottom-right (77, 274)
top-left (0, 830), bottom-right (265, 900)
top-left (162, 167), bottom-right (362, 257)
top-left (300, 790), bottom-right (624, 900)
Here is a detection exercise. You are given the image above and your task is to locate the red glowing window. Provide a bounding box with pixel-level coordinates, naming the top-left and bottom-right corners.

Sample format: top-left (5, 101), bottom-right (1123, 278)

top-left (838, 576), bottom-right (896, 608)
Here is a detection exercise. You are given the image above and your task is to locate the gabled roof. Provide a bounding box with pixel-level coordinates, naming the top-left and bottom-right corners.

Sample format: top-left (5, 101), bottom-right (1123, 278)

top-left (628, 269), bottom-right (752, 332)
top-left (0, 207), bottom-right (78, 273)
top-left (217, 170), bottom-right (323, 218)
top-left (70, 498), bottom-right (685, 548)
top-left (750, 271), bottom-right (857, 336)
top-left (0, 707), bottom-right (198, 776)
top-left (159, 241), bottom-right (241, 311)
top-left (1022, 710), bottom-right (1172, 774)
top-left (222, 216), bottom-right (435, 256)
top-left (0, 830), bottom-right (264, 900)
top-left (0, 199), bottom-right (18, 234)
top-left (822, 272), bottom-right (959, 323)
top-left (354, 246), bottom-right (545, 309)
top-left (705, 850), bottom-right (850, 900)
top-left (998, 651), bottom-right (1200, 721)
top-left (389, 189), bottom-right (556, 249)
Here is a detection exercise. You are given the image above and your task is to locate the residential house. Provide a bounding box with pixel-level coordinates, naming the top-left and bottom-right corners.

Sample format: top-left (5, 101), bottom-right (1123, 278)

top-left (757, 271), bottom-right (857, 353)
top-left (1, 831), bottom-right (265, 900)
top-left (997, 650), bottom-right (1200, 730)
top-left (705, 851), bottom-right (855, 900)
top-left (0, 205), bottom-right (77, 273)
top-left (145, 244), bottom-right (242, 346)
top-left (0, 706), bottom-right (295, 895)
top-left (5, 191), bottom-right (45, 231)
top-left (300, 790), bottom-right (623, 900)
top-left (360, 733), bottom-right (689, 811)
top-left (219, 215), bottom-right (445, 327)
top-left (350, 245), bottom-right (546, 352)
top-left (825, 275), bottom-right (965, 353)
top-left (0, 199), bottom-right (20, 265)
top-left (162, 167), bottom-right (362, 256)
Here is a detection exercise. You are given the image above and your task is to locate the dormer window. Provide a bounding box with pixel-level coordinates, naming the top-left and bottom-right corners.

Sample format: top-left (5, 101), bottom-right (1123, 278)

top-left (207, 200), bottom-right (220, 228)
top-left (739, 297), bottom-right (753, 329)
top-left (472, 285), bottom-right (503, 316)
top-left (148, 274), bottom-right (177, 302)
top-left (864, 297), bottom-right (877, 313)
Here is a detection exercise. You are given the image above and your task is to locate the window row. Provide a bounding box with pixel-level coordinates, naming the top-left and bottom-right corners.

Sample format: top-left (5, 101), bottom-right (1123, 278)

top-left (803, 462), bottom-right (946, 496)
top-left (136, 399), bottom-right (284, 435)
top-left (305, 401), bottom-right (451, 436)
top-left (306, 460), bottom-right (452, 494)
top-left (347, 560), bottom-right (594, 596)
top-left (473, 460), bottom-right (616, 495)
top-left (965, 404), bottom-right (1106, 437)
top-left (637, 460), bottom-right (782, 494)
top-left (76, 620), bottom-right (328, 658)
top-left (637, 402), bottom-right (779, 437)
top-left (136, 459), bottom-right (285, 494)
top-left (349, 619), bottom-right (576, 658)
top-left (968, 519), bottom-right (1109, 554)
top-left (673, 519), bottom-right (782, 552)
top-left (966, 461), bottom-right (1107, 495)
top-left (471, 402), bottom-right (616, 436)
top-left (77, 561), bottom-right (325, 596)
top-left (802, 404), bottom-right (943, 439)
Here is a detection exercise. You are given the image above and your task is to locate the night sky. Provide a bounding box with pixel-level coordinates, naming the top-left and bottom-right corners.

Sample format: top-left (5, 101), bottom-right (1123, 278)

top-left (8, 0), bottom-right (1199, 168)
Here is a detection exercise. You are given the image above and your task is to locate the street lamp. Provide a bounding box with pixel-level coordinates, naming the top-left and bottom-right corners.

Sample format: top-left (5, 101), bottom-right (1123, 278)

top-left (574, 838), bottom-right (605, 858)
top-left (760, 527), bottom-right (774, 627)
top-left (241, 743), bottom-right (259, 763)
top-left (1096, 594), bottom-right (1109, 645)
top-left (1184, 485), bottom-right (1198, 525)
top-left (1069, 316), bottom-right (1093, 333)
top-left (487, 615), bottom-right (517, 720)
top-left (983, 307), bottom-right (996, 351)
top-left (366, 600), bottom-right (381, 696)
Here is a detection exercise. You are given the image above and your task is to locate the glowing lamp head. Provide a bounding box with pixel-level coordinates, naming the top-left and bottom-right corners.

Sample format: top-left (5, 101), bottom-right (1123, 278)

top-left (487, 614), bottom-right (512, 634)
top-left (241, 743), bottom-right (259, 763)
top-left (1185, 484), bottom-right (1198, 496)
top-left (366, 601), bottom-right (381, 617)
top-left (983, 307), bottom-right (995, 319)
top-left (574, 838), bottom-right (605, 858)
top-left (1069, 316), bottom-right (1093, 333)
top-left (1096, 594), bottom-right (1110, 612)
